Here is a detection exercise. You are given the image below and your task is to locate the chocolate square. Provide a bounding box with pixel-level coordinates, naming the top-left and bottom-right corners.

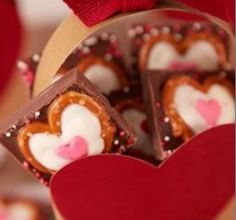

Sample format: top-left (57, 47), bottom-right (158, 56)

top-left (0, 69), bottom-right (136, 183)
top-left (142, 70), bottom-right (235, 160)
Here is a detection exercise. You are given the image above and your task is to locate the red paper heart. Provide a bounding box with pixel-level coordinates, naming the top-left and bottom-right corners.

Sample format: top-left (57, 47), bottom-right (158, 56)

top-left (51, 124), bottom-right (234, 220)
top-left (0, 0), bottom-right (21, 93)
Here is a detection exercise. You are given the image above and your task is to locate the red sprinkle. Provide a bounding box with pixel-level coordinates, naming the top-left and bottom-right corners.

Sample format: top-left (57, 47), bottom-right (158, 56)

top-left (126, 138), bottom-right (134, 145)
top-left (22, 161), bottom-right (29, 169)
top-left (156, 102), bottom-right (161, 108)
top-left (119, 131), bottom-right (125, 137)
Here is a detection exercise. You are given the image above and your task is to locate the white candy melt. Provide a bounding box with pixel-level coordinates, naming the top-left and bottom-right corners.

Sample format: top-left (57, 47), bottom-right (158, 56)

top-left (29, 104), bottom-right (104, 170)
top-left (174, 84), bottom-right (235, 134)
top-left (147, 41), bottom-right (219, 70)
top-left (84, 64), bottom-right (120, 94)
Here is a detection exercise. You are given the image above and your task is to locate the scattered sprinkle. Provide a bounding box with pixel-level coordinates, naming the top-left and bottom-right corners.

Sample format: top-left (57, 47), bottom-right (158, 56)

top-left (175, 33), bottom-right (183, 41)
top-left (22, 161), bottom-right (29, 169)
top-left (128, 29), bottom-right (136, 38)
top-left (17, 60), bottom-right (28, 70)
top-left (32, 54), bottom-right (40, 62)
top-left (143, 33), bottom-right (150, 41)
top-left (164, 117), bottom-right (170, 123)
top-left (123, 86), bottom-right (130, 93)
top-left (193, 22), bottom-right (201, 30)
top-left (109, 34), bottom-right (117, 43)
top-left (164, 136), bottom-right (170, 142)
top-left (82, 46), bottom-right (90, 54)
top-left (5, 132), bottom-right (11, 137)
top-left (100, 33), bottom-right (109, 41)
top-left (84, 37), bottom-right (98, 46)
top-left (104, 53), bottom-right (113, 61)
top-left (135, 25), bottom-right (144, 34)
top-left (156, 102), bottom-right (161, 108)
top-left (34, 111), bottom-right (40, 118)
top-left (119, 131), bottom-right (125, 137)
top-left (114, 140), bottom-right (119, 145)
top-left (150, 28), bottom-right (159, 36)
top-left (11, 125), bottom-right (16, 130)
top-left (161, 26), bottom-right (171, 34)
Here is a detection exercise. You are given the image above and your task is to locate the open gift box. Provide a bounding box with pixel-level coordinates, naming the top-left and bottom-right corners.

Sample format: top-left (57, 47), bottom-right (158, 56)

top-left (0, 0), bottom-right (235, 219)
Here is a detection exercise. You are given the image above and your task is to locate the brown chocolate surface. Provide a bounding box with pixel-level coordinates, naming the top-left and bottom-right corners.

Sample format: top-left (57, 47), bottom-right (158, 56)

top-left (141, 70), bottom-right (235, 160)
top-left (0, 69), bottom-right (136, 181)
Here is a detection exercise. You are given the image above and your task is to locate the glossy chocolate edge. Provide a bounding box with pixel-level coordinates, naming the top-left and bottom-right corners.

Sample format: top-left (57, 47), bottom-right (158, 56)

top-left (0, 69), bottom-right (136, 180)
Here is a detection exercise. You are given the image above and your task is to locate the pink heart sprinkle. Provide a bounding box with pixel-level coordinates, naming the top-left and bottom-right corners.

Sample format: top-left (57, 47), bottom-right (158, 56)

top-left (169, 61), bottom-right (197, 71)
top-left (56, 136), bottom-right (88, 160)
top-left (196, 99), bottom-right (221, 127)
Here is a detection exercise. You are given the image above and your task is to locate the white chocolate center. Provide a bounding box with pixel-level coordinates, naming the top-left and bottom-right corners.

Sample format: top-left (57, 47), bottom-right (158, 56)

top-left (84, 64), bottom-right (121, 94)
top-left (174, 84), bottom-right (235, 134)
top-left (29, 104), bottom-right (104, 170)
top-left (147, 40), bottom-right (219, 70)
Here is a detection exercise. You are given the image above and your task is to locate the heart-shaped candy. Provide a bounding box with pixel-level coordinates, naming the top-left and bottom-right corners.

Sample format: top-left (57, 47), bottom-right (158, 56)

top-left (162, 75), bottom-right (235, 140)
top-left (77, 55), bottom-right (129, 95)
top-left (139, 31), bottom-right (227, 72)
top-left (51, 124), bottom-right (234, 220)
top-left (17, 91), bottom-right (116, 173)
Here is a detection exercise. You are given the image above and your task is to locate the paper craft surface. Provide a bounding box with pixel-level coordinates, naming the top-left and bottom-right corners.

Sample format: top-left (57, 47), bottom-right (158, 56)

top-left (51, 124), bottom-right (234, 220)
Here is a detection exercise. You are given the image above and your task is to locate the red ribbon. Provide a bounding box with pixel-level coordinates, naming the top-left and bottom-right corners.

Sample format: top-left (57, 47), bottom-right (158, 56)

top-left (63, 0), bottom-right (157, 27)
top-left (0, 0), bottom-right (21, 93)
top-left (63, 0), bottom-right (234, 27)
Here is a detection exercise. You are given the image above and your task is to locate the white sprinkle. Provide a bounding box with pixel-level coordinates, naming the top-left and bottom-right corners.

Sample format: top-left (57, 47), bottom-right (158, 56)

top-left (164, 117), bottom-right (170, 123)
top-left (143, 33), bottom-right (150, 41)
top-left (164, 136), bottom-right (170, 142)
top-left (123, 86), bottom-right (130, 93)
top-left (84, 37), bottom-right (98, 46)
top-left (150, 28), bottom-right (159, 36)
top-left (175, 33), bottom-right (183, 41)
top-left (100, 33), bottom-right (109, 41)
top-left (11, 125), bottom-right (16, 130)
top-left (114, 140), bottom-right (119, 145)
top-left (109, 34), bottom-right (117, 43)
top-left (193, 22), bottom-right (202, 30)
top-left (128, 29), bottom-right (136, 38)
top-left (82, 46), bottom-right (90, 54)
top-left (77, 44), bottom-right (83, 50)
top-left (135, 25), bottom-right (144, 34)
top-left (104, 53), bottom-right (112, 61)
top-left (5, 132), bottom-right (11, 137)
top-left (17, 60), bottom-right (28, 70)
top-left (161, 26), bottom-right (171, 34)
top-left (32, 54), bottom-right (40, 62)
top-left (164, 150), bottom-right (172, 157)
top-left (34, 111), bottom-right (40, 118)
